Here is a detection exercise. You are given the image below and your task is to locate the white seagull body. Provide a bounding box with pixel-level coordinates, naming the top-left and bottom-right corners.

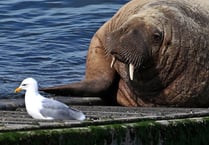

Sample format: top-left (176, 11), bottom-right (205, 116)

top-left (15, 78), bottom-right (85, 121)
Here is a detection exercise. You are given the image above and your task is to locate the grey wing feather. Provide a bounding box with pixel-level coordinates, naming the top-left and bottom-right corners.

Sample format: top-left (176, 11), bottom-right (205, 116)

top-left (40, 98), bottom-right (85, 120)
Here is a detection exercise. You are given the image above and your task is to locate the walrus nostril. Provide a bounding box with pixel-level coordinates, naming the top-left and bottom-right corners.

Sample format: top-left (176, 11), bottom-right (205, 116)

top-left (110, 50), bottom-right (117, 55)
top-left (113, 54), bottom-right (124, 63)
top-left (110, 49), bottom-right (123, 61)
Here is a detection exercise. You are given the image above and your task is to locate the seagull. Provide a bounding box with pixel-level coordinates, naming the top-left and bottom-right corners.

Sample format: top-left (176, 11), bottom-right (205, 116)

top-left (14, 78), bottom-right (85, 121)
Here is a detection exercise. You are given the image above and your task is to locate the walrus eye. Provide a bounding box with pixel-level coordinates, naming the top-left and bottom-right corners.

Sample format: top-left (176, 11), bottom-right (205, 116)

top-left (152, 31), bottom-right (163, 43)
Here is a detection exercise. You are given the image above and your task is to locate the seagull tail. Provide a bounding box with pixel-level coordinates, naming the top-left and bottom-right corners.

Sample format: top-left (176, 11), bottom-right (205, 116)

top-left (69, 108), bottom-right (86, 121)
top-left (77, 111), bottom-right (86, 121)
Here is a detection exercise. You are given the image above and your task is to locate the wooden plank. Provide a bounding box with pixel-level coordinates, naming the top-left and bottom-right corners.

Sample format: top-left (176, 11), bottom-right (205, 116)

top-left (0, 104), bottom-right (209, 131)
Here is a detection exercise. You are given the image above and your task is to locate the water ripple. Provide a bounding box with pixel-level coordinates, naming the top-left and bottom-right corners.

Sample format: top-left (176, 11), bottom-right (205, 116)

top-left (0, 0), bottom-right (128, 98)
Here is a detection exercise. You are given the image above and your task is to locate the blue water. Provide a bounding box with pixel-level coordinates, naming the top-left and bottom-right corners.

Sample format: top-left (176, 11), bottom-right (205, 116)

top-left (0, 0), bottom-right (128, 98)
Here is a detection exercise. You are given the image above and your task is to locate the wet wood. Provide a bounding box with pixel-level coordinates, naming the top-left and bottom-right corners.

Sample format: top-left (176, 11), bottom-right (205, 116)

top-left (0, 97), bottom-right (209, 132)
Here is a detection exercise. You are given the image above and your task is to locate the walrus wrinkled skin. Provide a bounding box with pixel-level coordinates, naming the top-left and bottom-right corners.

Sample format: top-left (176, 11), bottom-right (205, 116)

top-left (41, 0), bottom-right (209, 107)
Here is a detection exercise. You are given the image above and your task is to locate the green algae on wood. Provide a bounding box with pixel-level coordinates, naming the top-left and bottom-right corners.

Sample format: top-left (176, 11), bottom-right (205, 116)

top-left (158, 117), bottom-right (209, 145)
top-left (1, 117), bottom-right (209, 145)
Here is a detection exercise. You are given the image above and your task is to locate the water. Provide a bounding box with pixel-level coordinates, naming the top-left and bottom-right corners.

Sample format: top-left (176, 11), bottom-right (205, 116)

top-left (0, 0), bottom-right (128, 98)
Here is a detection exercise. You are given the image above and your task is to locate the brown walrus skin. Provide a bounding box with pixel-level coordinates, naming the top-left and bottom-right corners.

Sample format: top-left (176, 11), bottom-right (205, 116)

top-left (41, 0), bottom-right (209, 107)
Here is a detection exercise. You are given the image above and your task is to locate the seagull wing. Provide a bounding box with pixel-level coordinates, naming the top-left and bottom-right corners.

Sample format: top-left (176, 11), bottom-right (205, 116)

top-left (40, 98), bottom-right (85, 120)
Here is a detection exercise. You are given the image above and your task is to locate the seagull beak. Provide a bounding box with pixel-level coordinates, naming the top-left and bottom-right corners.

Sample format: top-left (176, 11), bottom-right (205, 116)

top-left (14, 87), bottom-right (22, 93)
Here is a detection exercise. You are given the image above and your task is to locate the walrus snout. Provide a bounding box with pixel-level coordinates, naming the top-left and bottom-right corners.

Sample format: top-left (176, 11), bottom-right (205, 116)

top-left (107, 18), bottom-right (165, 81)
top-left (107, 30), bottom-right (144, 67)
top-left (110, 49), bottom-right (136, 80)
top-left (107, 19), bottom-right (164, 66)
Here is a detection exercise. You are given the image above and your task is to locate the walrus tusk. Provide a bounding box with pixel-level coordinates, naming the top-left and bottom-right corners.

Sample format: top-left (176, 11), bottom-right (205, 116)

top-left (111, 56), bottom-right (116, 68)
top-left (129, 63), bottom-right (134, 80)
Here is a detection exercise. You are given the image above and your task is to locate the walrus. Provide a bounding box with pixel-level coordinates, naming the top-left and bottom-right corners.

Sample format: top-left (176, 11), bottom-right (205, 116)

top-left (41, 0), bottom-right (209, 107)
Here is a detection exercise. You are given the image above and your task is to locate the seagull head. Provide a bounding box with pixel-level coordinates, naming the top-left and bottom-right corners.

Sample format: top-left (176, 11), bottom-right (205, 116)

top-left (15, 78), bottom-right (39, 93)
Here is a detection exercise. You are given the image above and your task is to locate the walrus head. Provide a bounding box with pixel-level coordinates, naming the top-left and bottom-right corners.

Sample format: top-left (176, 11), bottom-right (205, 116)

top-left (106, 15), bottom-right (165, 80)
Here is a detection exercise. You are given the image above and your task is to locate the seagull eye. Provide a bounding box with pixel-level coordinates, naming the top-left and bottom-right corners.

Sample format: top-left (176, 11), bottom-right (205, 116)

top-left (22, 84), bottom-right (27, 86)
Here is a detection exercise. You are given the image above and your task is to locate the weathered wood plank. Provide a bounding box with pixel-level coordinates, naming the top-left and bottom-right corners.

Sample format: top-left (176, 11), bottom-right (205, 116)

top-left (0, 103), bottom-right (209, 131)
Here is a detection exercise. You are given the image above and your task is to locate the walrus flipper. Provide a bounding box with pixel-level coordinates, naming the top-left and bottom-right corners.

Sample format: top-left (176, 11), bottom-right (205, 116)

top-left (40, 79), bottom-right (118, 97)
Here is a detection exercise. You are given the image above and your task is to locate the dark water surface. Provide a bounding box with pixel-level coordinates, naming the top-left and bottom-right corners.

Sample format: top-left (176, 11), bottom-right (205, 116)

top-left (0, 0), bottom-right (128, 98)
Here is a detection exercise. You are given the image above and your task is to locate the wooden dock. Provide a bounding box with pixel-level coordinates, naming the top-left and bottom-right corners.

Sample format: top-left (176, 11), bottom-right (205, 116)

top-left (0, 97), bottom-right (209, 145)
